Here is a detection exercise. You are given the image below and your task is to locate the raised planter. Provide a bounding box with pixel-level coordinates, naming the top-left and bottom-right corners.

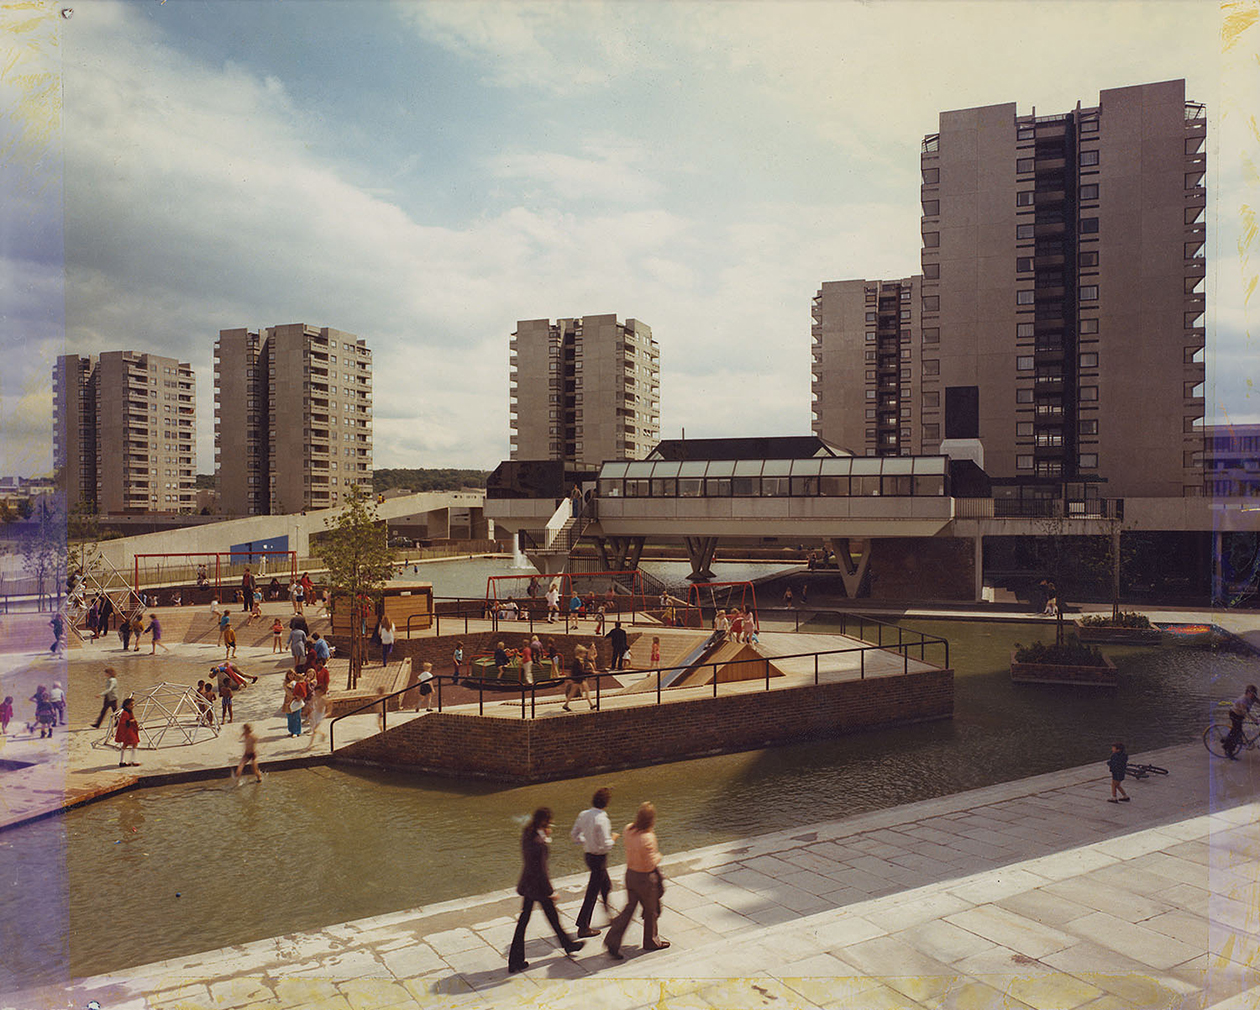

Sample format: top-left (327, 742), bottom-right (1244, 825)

top-left (1075, 625), bottom-right (1163, 646)
top-left (1010, 652), bottom-right (1117, 688)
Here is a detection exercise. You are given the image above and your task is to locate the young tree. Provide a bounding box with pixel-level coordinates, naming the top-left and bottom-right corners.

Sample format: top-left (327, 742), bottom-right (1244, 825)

top-left (314, 485), bottom-right (395, 688)
top-left (21, 495), bottom-right (66, 611)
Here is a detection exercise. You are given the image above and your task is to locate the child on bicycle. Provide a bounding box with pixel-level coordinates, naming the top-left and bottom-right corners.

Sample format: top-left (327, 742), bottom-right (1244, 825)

top-left (1106, 742), bottom-right (1130, 803)
top-left (1224, 685), bottom-right (1259, 759)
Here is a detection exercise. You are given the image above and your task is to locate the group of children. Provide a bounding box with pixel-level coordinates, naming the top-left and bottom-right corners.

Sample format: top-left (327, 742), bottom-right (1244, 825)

top-left (713, 607), bottom-right (759, 644)
top-left (1, 683), bottom-right (65, 738)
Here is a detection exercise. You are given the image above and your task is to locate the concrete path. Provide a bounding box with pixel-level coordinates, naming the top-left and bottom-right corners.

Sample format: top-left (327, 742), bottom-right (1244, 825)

top-left (9, 738), bottom-right (1257, 1010)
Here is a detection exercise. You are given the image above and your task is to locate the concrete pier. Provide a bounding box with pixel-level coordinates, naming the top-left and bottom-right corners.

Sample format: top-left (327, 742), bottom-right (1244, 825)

top-left (7, 738), bottom-right (1258, 1010)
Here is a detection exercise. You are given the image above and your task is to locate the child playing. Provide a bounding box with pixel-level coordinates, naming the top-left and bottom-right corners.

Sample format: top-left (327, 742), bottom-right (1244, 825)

top-left (416, 661), bottom-right (435, 712)
top-left (220, 680), bottom-right (233, 724)
top-left (233, 723), bottom-right (262, 783)
top-left (452, 641), bottom-right (464, 683)
top-left (1107, 742), bottom-right (1130, 803)
top-left (650, 636), bottom-right (661, 667)
top-left (0, 696), bottom-right (12, 735)
top-left (115, 697), bottom-right (140, 766)
top-left (224, 622), bottom-right (237, 659)
top-left (271, 616), bottom-right (284, 653)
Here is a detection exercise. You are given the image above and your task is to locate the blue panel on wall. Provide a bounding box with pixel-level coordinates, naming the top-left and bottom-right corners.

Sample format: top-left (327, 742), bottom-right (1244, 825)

top-left (228, 535), bottom-right (289, 562)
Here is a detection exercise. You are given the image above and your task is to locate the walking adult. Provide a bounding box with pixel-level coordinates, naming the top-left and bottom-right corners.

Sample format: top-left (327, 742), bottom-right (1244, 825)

top-left (48, 682), bottom-right (66, 725)
top-left (506, 807), bottom-right (584, 973)
top-left (606, 620), bottom-right (629, 672)
top-left (603, 801), bottom-right (669, 959)
top-left (94, 670), bottom-right (120, 733)
top-left (571, 787), bottom-right (619, 937)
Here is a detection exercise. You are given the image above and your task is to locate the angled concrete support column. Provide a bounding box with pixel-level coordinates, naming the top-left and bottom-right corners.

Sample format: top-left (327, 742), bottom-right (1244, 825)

top-left (684, 536), bottom-right (719, 581)
top-left (594, 536), bottom-right (645, 572)
top-left (825, 537), bottom-right (871, 598)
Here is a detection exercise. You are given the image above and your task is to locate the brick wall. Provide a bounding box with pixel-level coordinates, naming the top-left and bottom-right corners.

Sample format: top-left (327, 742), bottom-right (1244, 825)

top-left (334, 667), bottom-right (953, 783)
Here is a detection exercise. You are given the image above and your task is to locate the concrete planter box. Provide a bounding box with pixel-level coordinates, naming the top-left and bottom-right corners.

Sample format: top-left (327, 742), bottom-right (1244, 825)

top-left (1010, 652), bottom-right (1117, 688)
top-left (1075, 624), bottom-right (1163, 646)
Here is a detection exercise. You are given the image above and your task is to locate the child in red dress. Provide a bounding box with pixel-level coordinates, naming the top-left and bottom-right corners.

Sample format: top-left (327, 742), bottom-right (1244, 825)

top-left (115, 697), bottom-right (141, 766)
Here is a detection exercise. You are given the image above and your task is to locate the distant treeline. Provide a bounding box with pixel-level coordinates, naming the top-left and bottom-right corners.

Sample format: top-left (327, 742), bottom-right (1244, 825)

top-left (373, 468), bottom-right (488, 493)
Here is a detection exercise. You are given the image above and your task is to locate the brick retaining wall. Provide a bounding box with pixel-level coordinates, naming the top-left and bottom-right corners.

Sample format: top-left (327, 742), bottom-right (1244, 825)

top-left (334, 667), bottom-right (953, 783)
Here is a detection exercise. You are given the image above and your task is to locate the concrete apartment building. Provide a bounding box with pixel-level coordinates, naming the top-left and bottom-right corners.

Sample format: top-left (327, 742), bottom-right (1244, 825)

top-left (811, 276), bottom-right (924, 457)
top-left (53, 351), bottom-right (196, 514)
top-left (815, 80), bottom-right (1207, 500)
top-left (215, 324), bottom-right (373, 515)
top-left (510, 314), bottom-right (659, 469)
top-left (1204, 423), bottom-right (1260, 498)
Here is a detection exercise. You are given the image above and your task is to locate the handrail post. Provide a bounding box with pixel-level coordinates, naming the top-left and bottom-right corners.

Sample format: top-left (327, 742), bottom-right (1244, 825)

top-left (712, 663), bottom-right (717, 697)
top-left (521, 682), bottom-right (526, 719)
top-left (479, 681), bottom-right (484, 716)
top-left (595, 673), bottom-right (601, 712)
top-left (765, 657), bottom-right (770, 692)
top-left (657, 668), bottom-right (662, 705)
top-left (904, 648), bottom-right (908, 675)
top-left (814, 653), bottom-right (818, 685)
top-left (531, 682), bottom-right (536, 719)
top-left (861, 649), bottom-right (865, 679)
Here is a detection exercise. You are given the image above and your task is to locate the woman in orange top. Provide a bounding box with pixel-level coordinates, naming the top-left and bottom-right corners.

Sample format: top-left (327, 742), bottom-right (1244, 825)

top-left (603, 801), bottom-right (669, 959)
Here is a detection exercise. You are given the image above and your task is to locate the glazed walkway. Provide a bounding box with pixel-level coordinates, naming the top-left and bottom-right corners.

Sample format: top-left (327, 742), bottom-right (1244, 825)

top-left (8, 738), bottom-right (1257, 1010)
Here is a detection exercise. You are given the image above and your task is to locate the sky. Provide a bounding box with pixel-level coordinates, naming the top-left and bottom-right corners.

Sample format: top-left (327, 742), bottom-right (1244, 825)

top-left (1, 0), bottom-right (1256, 478)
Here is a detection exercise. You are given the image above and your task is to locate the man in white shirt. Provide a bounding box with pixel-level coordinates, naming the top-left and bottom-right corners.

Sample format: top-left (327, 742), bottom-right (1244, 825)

top-left (570, 787), bottom-right (618, 937)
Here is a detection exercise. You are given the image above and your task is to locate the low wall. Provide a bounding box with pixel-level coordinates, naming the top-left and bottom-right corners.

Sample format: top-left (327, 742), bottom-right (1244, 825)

top-left (334, 666), bottom-right (953, 783)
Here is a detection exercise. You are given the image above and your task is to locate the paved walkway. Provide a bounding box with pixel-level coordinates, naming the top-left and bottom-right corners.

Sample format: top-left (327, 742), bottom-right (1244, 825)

top-left (7, 738), bottom-right (1256, 1010)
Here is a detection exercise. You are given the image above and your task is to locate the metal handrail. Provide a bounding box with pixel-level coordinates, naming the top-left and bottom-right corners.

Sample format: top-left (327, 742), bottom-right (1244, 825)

top-left (326, 629), bottom-right (950, 749)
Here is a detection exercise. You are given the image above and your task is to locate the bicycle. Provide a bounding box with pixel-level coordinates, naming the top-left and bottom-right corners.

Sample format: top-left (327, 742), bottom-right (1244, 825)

top-left (1203, 711), bottom-right (1260, 759)
top-left (1125, 762), bottom-right (1169, 780)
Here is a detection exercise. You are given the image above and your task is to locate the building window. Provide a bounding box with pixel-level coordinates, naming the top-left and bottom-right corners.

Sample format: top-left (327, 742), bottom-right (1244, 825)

top-left (1016, 421), bottom-right (1033, 437)
top-left (1079, 251), bottom-right (1099, 267)
top-left (922, 360), bottom-right (940, 376)
top-left (1016, 257), bottom-right (1034, 273)
top-left (922, 295), bottom-right (939, 311)
top-left (923, 423), bottom-right (940, 440)
top-left (865, 312), bottom-right (876, 322)
top-left (1079, 118), bottom-right (1099, 133)
top-left (923, 391), bottom-right (940, 407)
top-left (923, 232), bottom-right (940, 248)
top-left (865, 370), bottom-right (877, 381)
top-left (1079, 352), bottom-right (1098, 368)
top-left (865, 349), bottom-right (876, 362)
top-left (1080, 419), bottom-right (1098, 435)
top-left (1080, 217), bottom-right (1099, 234)
top-left (900, 288), bottom-right (912, 301)
top-left (900, 407), bottom-right (912, 418)
top-left (1016, 323), bottom-right (1035, 338)
top-left (922, 200), bottom-right (939, 216)
top-left (1017, 455), bottom-right (1034, 470)
top-left (1018, 126), bottom-right (1034, 140)
top-left (1080, 149), bottom-right (1099, 167)
top-left (865, 390), bottom-right (876, 401)
top-left (1079, 285), bottom-right (1099, 301)
top-left (865, 408), bottom-right (876, 419)
top-left (1017, 356), bottom-right (1034, 370)
top-left (1016, 191), bottom-right (1035, 207)
top-left (1080, 183), bottom-right (1099, 200)
top-left (900, 309), bottom-right (911, 320)
top-left (1017, 224), bottom-right (1034, 240)
top-left (1080, 318), bottom-right (1099, 334)
top-left (1016, 290), bottom-right (1035, 305)
top-left (922, 327), bottom-right (939, 344)
top-left (923, 263), bottom-right (940, 279)
top-left (1080, 386), bottom-right (1098, 401)
top-left (901, 348), bottom-right (912, 360)
top-left (1016, 157), bottom-right (1034, 173)
top-left (1016, 388), bottom-right (1034, 403)
top-left (865, 331), bottom-right (876, 342)
top-left (922, 167), bottom-right (939, 184)
top-left (1079, 453), bottom-right (1098, 469)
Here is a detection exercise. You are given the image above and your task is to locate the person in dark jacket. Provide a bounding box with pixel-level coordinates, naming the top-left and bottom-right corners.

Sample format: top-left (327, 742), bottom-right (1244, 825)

top-left (507, 807), bottom-right (584, 973)
top-left (605, 621), bottom-right (629, 671)
top-left (1107, 742), bottom-right (1130, 803)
